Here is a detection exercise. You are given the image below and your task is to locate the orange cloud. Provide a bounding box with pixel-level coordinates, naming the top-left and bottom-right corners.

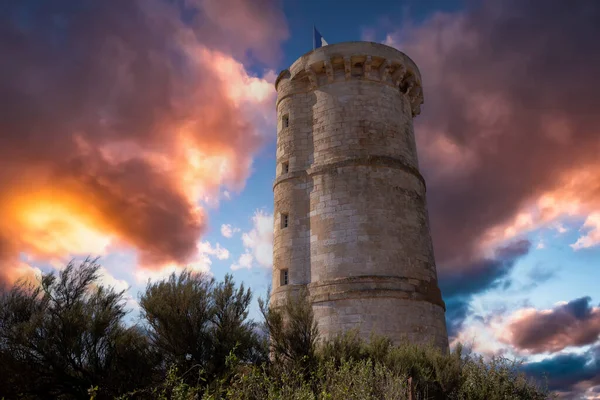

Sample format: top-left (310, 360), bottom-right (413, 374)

top-left (0, 0), bottom-right (286, 283)
top-left (0, 260), bottom-right (43, 288)
top-left (480, 164), bottom-right (600, 252)
top-left (2, 189), bottom-right (113, 259)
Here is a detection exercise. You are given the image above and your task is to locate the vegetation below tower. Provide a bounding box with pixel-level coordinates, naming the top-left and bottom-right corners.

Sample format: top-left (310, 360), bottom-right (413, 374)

top-left (0, 259), bottom-right (553, 399)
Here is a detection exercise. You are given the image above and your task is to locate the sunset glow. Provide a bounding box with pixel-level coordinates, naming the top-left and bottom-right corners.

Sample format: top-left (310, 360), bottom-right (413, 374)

top-left (1, 0), bottom-right (599, 396)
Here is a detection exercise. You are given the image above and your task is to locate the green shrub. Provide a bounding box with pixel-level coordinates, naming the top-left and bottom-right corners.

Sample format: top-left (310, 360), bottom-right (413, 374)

top-left (258, 288), bottom-right (319, 376)
top-left (217, 294), bottom-right (553, 400)
top-left (140, 271), bottom-right (265, 387)
top-left (0, 260), bottom-right (555, 400)
top-left (0, 258), bottom-right (158, 399)
top-left (108, 317), bottom-right (556, 400)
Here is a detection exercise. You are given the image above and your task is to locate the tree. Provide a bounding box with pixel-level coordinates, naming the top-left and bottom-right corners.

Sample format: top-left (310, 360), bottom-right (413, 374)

top-left (210, 274), bottom-right (264, 376)
top-left (0, 258), bottom-right (157, 399)
top-left (259, 288), bottom-right (319, 374)
top-left (139, 270), bottom-right (262, 386)
top-left (140, 270), bottom-right (215, 379)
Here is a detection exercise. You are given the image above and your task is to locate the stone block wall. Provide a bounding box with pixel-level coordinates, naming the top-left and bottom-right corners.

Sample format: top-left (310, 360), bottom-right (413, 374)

top-left (271, 42), bottom-right (448, 350)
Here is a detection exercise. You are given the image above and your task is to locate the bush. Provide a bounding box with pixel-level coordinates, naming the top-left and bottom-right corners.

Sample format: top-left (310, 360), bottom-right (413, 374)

top-left (0, 261), bottom-right (555, 400)
top-left (0, 258), bottom-right (158, 399)
top-left (139, 270), bottom-right (265, 391)
top-left (226, 294), bottom-right (553, 400)
top-left (258, 288), bottom-right (319, 376)
top-left (223, 340), bottom-right (552, 400)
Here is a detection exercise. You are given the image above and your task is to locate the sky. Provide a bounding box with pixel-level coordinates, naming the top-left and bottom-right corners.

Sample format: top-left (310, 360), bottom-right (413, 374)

top-left (1, 0), bottom-right (599, 398)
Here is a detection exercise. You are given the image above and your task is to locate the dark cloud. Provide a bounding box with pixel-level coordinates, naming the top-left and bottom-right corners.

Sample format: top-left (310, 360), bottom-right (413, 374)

top-left (381, 0), bottom-right (600, 340)
top-left (0, 0), bottom-right (286, 281)
top-left (506, 297), bottom-right (600, 354)
top-left (440, 239), bottom-right (529, 299)
top-left (523, 344), bottom-right (600, 397)
top-left (444, 298), bottom-right (470, 339)
top-left (389, 0), bottom-right (600, 266)
top-left (440, 239), bottom-right (530, 337)
top-left (174, 0), bottom-right (288, 65)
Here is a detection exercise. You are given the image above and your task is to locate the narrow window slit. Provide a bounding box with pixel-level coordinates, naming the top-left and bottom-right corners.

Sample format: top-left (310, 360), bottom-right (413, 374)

top-left (280, 269), bottom-right (289, 286)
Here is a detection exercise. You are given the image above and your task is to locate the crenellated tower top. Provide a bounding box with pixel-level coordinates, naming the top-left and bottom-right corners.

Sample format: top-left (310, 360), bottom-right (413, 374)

top-left (275, 41), bottom-right (424, 117)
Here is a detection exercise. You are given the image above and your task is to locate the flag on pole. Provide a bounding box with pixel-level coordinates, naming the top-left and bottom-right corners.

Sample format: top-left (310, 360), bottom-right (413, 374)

top-left (313, 26), bottom-right (328, 50)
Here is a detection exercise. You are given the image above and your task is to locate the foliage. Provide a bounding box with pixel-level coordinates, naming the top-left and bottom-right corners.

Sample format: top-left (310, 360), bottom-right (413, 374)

top-left (225, 336), bottom-right (552, 400)
top-left (139, 269), bottom-right (215, 377)
top-left (258, 287), bottom-right (319, 375)
top-left (210, 275), bottom-right (265, 378)
top-left (224, 294), bottom-right (553, 400)
top-left (0, 258), bottom-right (157, 399)
top-left (139, 271), bottom-right (264, 386)
top-left (0, 259), bottom-right (555, 400)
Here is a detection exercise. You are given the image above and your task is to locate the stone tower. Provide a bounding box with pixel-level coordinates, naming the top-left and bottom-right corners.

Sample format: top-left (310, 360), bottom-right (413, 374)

top-left (271, 41), bottom-right (448, 350)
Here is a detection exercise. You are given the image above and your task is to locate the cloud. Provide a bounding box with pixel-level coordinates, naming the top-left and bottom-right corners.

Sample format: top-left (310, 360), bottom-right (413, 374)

top-left (231, 210), bottom-right (273, 271)
top-left (95, 266), bottom-right (141, 313)
top-left (231, 252), bottom-right (254, 272)
top-left (507, 262), bottom-right (558, 293)
top-left (450, 297), bottom-right (600, 395)
top-left (220, 224), bottom-right (240, 238)
top-left (374, 0), bottom-right (600, 342)
top-left (198, 241), bottom-right (230, 261)
top-left (586, 386), bottom-right (600, 400)
top-left (499, 297), bottom-right (600, 354)
top-left (381, 0), bottom-right (600, 268)
top-left (134, 240), bottom-right (228, 283)
top-left (450, 308), bottom-right (510, 358)
top-left (440, 240), bottom-right (530, 299)
top-left (523, 344), bottom-right (600, 397)
top-left (572, 213), bottom-right (600, 251)
top-left (440, 239), bottom-right (531, 337)
top-left (0, 260), bottom-right (42, 289)
top-left (178, 0), bottom-right (288, 65)
top-left (447, 295), bottom-right (600, 396)
top-left (96, 267), bottom-right (130, 293)
top-left (0, 0), bottom-right (286, 284)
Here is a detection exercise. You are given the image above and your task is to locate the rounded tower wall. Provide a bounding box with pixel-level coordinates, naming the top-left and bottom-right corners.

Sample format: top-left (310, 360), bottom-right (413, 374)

top-left (272, 42), bottom-right (448, 350)
top-left (308, 165), bottom-right (437, 282)
top-left (272, 91), bottom-right (314, 301)
top-left (312, 297), bottom-right (448, 350)
top-left (272, 180), bottom-right (310, 284)
top-left (309, 81), bottom-right (419, 168)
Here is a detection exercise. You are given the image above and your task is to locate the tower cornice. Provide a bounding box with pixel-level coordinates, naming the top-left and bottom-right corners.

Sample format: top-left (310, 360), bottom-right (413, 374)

top-left (275, 41), bottom-right (424, 117)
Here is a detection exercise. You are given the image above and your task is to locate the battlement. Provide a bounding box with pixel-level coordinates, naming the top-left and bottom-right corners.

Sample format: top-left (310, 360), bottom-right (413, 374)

top-left (275, 41), bottom-right (424, 117)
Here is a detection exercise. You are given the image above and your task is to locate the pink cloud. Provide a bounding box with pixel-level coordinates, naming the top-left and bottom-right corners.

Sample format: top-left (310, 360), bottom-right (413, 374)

top-left (0, 0), bottom-right (287, 282)
top-left (380, 1), bottom-right (600, 271)
top-left (499, 297), bottom-right (600, 354)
